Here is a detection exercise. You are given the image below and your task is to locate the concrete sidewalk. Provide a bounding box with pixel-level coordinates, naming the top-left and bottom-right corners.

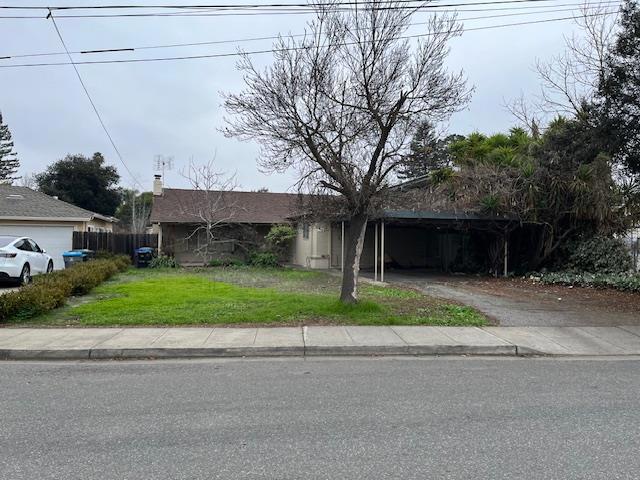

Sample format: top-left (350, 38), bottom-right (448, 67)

top-left (2, 325), bottom-right (640, 359)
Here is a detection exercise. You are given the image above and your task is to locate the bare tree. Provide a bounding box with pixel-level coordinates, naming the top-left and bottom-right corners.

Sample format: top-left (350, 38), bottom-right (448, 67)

top-left (504, 93), bottom-right (543, 138)
top-left (19, 172), bottom-right (37, 189)
top-left (129, 191), bottom-right (152, 234)
top-left (177, 159), bottom-right (242, 263)
top-left (509, 2), bottom-right (619, 122)
top-left (223, 1), bottom-right (471, 303)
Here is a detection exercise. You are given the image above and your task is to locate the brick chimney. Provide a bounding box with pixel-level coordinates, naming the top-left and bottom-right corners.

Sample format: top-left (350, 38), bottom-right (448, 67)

top-left (153, 175), bottom-right (163, 196)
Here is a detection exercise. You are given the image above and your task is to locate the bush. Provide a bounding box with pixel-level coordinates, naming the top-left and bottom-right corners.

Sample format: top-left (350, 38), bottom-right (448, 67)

top-left (537, 271), bottom-right (640, 293)
top-left (265, 224), bottom-right (296, 255)
top-left (95, 250), bottom-right (120, 260)
top-left (566, 236), bottom-right (632, 274)
top-left (149, 255), bottom-right (177, 269)
top-left (249, 252), bottom-right (279, 267)
top-left (0, 256), bottom-right (130, 323)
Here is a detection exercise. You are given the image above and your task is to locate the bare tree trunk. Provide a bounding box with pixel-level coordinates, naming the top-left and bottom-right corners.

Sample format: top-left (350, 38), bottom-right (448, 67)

top-left (340, 213), bottom-right (368, 304)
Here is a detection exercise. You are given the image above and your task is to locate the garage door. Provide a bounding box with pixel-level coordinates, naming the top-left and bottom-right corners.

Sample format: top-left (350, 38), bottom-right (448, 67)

top-left (0, 225), bottom-right (74, 270)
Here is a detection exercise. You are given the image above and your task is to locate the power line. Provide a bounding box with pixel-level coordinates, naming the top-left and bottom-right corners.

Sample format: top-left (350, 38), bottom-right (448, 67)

top-left (0, 0), bottom-right (597, 19)
top-left (1, 10), bottom-right (618, 69)
top-left (46, 9), bottom-right (145, 190)
top-left (0, 2), bottom-right (621, 60)
top-left (0, 0), bottom-right (577, 10)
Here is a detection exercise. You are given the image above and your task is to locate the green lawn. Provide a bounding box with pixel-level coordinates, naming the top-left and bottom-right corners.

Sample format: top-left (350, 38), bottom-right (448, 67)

top-left (30, 267), bottom-right (487, 327)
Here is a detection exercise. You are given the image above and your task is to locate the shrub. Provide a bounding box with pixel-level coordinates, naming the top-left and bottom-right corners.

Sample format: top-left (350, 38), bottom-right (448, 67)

top-left (265, 224), bottom-right (296, 260)
top-left (566, 236), bottom-right (632, 274)
top-left (249, 251), bottom-right (279, 267)
top-left (149, 255), bottom-right (177, 268)
top-left (0, 256), bottom-right (130, 323)
top-left (537, 271), bottom-right (640, 293)
top-left (95, 250), bottom-right (119, 260)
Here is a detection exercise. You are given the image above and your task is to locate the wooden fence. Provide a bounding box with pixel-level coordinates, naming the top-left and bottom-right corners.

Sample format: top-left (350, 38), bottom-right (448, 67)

top-left (72, 232), bottom-right (158, 257)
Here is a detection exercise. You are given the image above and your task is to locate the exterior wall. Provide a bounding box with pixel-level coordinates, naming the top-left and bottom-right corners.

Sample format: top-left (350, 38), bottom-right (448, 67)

top-left (160, 222), bottom-right (270, 265)
top-left (84, 218), bottom-right (114, 232)
top-left (330, 223), bottom-right (343, 268)
top-left (293, 221), bottom-right (331, 269)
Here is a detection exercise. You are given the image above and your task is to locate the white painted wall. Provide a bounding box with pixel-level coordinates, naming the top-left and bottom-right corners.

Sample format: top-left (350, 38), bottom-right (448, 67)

top-left (293, 221), bottom-right (331, 269)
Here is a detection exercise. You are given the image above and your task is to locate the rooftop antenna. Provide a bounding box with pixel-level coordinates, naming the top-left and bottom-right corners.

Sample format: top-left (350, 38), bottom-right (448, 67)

top-left (153, 154), bottom-right (174, 180)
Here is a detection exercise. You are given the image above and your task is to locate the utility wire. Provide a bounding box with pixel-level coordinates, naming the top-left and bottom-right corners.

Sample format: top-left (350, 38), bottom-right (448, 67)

top-left (0, 1), bottom-right (621, 60)
top-left (46, 9), bottom-right (145, 190)
top-left (2, 10), bottom-right (617, 68)
top-left (0, 0), bottom-right (598, 18)
top-left (0, 0), bottom-right (580, 10)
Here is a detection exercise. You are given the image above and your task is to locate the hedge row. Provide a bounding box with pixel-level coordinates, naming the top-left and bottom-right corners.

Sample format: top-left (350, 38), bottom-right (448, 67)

top-left (0, 256), bottom-right (131, 323)
top-left (537, 271), bottom-right (640, 293)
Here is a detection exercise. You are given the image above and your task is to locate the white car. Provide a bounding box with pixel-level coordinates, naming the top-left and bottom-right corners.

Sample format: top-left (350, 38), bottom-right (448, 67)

top-left (0, 236), bottom-right (54, 286)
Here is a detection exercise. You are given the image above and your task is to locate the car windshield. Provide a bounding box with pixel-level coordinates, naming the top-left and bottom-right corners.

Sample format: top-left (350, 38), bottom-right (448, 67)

top-left (0, 236), bottom-right (17, 248)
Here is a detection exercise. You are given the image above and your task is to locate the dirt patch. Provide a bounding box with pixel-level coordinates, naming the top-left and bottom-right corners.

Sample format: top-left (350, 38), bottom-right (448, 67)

top-left (381, 271), bottom-right (640, 327)
top-left (460, 277), bottom-right (640, 315)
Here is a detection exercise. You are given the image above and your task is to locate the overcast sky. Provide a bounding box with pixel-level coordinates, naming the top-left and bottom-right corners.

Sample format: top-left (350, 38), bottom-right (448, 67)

top-left (0, 0), bottom-right (609, 193)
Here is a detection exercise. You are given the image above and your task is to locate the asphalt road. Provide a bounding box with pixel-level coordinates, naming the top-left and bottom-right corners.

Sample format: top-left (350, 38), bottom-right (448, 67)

top-left (1, 357), bottom-right (640, 480)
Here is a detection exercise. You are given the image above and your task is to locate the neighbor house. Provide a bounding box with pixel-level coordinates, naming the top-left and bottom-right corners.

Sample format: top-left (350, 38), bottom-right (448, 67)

top-left (0, 185), bottom-right (117, 268)
top-left (149, 175), bottom-right (515, 275)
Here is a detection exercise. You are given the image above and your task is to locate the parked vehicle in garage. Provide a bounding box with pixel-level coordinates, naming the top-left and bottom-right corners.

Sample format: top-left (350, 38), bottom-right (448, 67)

top-left (0, 236), bottom-right (54, 285)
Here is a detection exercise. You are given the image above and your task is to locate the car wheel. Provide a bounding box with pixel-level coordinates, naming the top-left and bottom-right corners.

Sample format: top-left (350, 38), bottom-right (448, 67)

top-left (46, 261), bottom-right (54, 274)
top-left (19, 264), bottom-right (31, 286)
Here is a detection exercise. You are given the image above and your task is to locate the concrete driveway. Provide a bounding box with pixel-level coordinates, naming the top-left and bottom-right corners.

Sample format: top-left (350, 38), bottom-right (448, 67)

top-left (379, 271), bottom-right (640, 327)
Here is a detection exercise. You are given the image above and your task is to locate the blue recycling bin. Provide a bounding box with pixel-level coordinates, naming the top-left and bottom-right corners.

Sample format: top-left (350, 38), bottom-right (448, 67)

top-left (62, 249), bottom-right (94, 268)
top-left (133, 247), bottom-right (155, 268)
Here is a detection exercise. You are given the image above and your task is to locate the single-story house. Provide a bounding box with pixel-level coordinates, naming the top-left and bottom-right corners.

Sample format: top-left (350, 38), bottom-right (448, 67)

top-left (149, 175), bottom-right (310, 265)
top-left (0, 185), bottom-right (116, 269)
top-left (149, 175), bottom-right (514, 275)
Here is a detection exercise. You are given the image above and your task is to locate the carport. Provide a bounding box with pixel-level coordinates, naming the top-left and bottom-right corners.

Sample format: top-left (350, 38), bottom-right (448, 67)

top-left (330, 210), bottom-right (514, 280)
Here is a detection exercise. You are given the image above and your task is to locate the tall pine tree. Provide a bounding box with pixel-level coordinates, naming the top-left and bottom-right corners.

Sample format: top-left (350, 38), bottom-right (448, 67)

top-left (0, 111), bottom-right (20, 183)
top-left (397, 120), bottom-right (462, 180)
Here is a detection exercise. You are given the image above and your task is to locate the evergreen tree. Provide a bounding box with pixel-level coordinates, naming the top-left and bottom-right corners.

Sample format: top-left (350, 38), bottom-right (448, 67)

top-left (36, 152), bottom-right (121, 216)
top-left (598, 0), bottom-right (640, 174)
top-left (0, 111), bottom-right (20, 183)
top-left (398, 121), bottom-right (462, 180)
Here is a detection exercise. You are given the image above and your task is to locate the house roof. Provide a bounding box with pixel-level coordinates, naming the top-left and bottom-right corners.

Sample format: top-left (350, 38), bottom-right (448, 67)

top-left (0, 185), bottom-right (115, 222)
top-left (150, 188), bottom-right (306, 224)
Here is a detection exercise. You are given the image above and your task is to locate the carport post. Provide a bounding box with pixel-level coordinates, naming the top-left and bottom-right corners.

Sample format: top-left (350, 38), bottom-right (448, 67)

top-left (381, 220), bottom-right (385, 283)
top-left (341, 221), bottom-right (345, 272)
top-left (374, 222), bottom-right (378, 281)
top-left (503, 234), bottom-right (508, 278)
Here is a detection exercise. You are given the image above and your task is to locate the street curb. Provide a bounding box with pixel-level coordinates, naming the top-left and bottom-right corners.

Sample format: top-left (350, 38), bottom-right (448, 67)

top-left (0, 344), bottom-right (519, 360)
top-left (304, 345), bottom-right (517, 356)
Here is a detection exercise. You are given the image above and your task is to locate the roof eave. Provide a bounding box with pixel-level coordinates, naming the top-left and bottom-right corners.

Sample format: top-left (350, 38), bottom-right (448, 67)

top-left (0, 216), bottom-right (92, 222)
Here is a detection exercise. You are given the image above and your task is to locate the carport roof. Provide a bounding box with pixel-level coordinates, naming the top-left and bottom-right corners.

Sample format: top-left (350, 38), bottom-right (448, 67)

top-left (382, 210), bottom-right (514, 222)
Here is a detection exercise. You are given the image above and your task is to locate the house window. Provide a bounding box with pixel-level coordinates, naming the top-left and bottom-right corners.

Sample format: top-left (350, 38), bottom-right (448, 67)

top-left (302, 223), bottom-right (310, 239)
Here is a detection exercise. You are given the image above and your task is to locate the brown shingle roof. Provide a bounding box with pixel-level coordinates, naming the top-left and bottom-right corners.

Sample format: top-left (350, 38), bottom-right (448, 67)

top-left (150, 188), bottom-right (306, 224)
